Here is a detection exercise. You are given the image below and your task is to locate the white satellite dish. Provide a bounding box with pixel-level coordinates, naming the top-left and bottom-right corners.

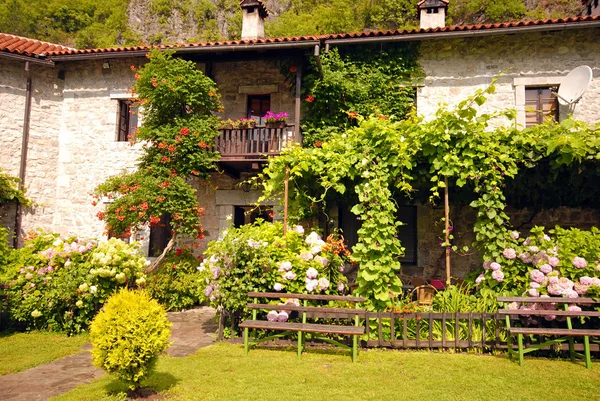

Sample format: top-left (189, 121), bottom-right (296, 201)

top-left (556, 65), bottom-right (593, 106)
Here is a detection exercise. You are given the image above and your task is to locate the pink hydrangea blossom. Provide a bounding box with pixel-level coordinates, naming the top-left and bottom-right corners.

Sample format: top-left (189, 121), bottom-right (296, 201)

top-left (539, 264), bottom-right (552, 274)
top-left (523, 238), bottom-right (531, 246)
top-left (510, 231), bottom-right (520, 240)
top-left (572, 257), bottom-right (587, 269)
top-left (548, 257), bottom-right (560, 267)
top-left (306, 267), bottom-right (319, 279)
top-left (483, 261), bottom-right (491, 270)
top-left (204, 285), bottom-right (213, 297)
top-left (273, 283), bottom-right (283, 291)
top-left (317, 277), bottom-right (330, 291)
top-left (568, 305), bottom-right (582, 312)
top-left (278, 261), bottom-right (293, 272)
top-left (305, 279), bottom-right (318, 292)
top-left (592, 277), bottom-right (600, 287)
top-left (528, 246), bottom-right (539, 253)
top-left (530, 282), bottom-right (540, 289)
top-left (299, 251), bottom-right (313, 261)
top-left (310, 244), bottom-right (323, 255)
top-left (528, 289), bottom-right (540, 297)
top-left (574, 282), bottom-right (589, 295)
top-left (503, 248), bottom-right (517, 260)
top-left (337, 281), bottom-right (345, 292)
top-left (277, 311), bottom-right (289, 322)
top-left (490, 262), bottom-right (501, 271)
top-left (293, 225), bottom-right (305, 235)
top-left (475, 273), bottom-right (485, 285)
top-left (283, 271), bottom-right (297, 280)
top-left (338, 264), bottom-right (345, 273)
top-left (580, 276), bottom-right (593, 285)
top-left (547, 283), bottom-right (563, 296)
top-left (492, 270), bottom-right (504, 282)
top-left (529, 269), bottom-right (545, 284)
top-left (558, 277), bottom-right (574, 291)
top-left (284, 298), bottom-right (300, 307)
top-left (267, 311), bottom-right (279, 321)
top-left (314, 255), bottom-right (329, 267)
top-left (305, 231), bottom-right (322, 245)
top-left (548, 276), bottom-right (559, 285)
top-left (565, 289), bottom-right (579, 299)
top-left (518, 253), bottom-right (531, 263)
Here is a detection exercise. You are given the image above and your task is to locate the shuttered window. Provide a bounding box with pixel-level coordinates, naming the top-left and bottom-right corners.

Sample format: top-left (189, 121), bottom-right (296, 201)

top-left (247, 95), bottom-right (271, 125)
top-left (117, 100), bottom-right (138, 141)
top-left (525, 87), bottom-right (558, 127)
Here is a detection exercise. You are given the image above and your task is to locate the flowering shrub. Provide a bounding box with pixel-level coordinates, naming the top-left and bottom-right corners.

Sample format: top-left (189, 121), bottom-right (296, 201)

top-left (4, 231), bottom-right (146, 333)
top-left (90, 289), bottom-right (171, 391)
top-left (145, 247), bottom-right (202, 311)
top-left (198, 221), bottom-right (350, 317)
top-left (263, 111), bottom-right (289, 123)
top-left (475, 226), bottom-right (600, 305)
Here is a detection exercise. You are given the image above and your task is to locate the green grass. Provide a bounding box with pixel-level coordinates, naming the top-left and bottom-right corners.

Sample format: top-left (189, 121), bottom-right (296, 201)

top-left (53, 342), bottom-right (600, 401)
top-left (0, 331), bottom-right (89, 375)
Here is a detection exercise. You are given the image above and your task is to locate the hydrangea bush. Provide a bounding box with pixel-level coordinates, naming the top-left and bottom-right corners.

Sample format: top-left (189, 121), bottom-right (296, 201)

top-left (4, 231), bottom-right (146, 333)
top-left (198, 220), bottom-right (350, 320)
top-left (475, 226), bottom-right (600, 316)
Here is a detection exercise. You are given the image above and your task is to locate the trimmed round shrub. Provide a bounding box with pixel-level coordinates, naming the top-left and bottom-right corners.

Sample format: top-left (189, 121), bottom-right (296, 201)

top-left (90, 289), bottom-right (171, 391)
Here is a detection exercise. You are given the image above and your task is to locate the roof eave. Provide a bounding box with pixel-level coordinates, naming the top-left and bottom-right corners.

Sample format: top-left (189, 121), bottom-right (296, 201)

top-left (325, 20), bottom-right (600, 45)
top-left (47, 40), bottom-right (321, 62)
top-left (0, 51), bottom-right (54, 65)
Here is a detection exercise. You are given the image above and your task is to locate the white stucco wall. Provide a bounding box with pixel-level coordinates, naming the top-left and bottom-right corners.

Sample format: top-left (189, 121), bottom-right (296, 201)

top-left (417, 28), bottom-right (600, 126)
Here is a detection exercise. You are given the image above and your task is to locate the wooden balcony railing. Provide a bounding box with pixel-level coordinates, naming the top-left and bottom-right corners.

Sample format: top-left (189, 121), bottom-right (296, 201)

top-left (214, 125), bottom-right (295, 161)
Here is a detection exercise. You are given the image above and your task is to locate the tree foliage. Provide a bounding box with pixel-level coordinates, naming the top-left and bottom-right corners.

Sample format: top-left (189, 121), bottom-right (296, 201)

top-left (94, 50), bottom-right (221, 251)
top-left (0, 168), bottom-right (30, 206)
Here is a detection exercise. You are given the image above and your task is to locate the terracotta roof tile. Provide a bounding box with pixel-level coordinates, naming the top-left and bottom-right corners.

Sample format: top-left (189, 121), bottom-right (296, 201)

top-left (0, 33), bottom-right (73, 57)
top-left (4, 15), bottom-right (600, 59)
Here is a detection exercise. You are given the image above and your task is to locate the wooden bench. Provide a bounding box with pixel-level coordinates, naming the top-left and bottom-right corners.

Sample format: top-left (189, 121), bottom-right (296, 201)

top-left (498, 296), bottom-right (600, 368)
top-left (239, 292), bottom-right (366, 361)
top-left (0, 283), bottom-right (9, 327)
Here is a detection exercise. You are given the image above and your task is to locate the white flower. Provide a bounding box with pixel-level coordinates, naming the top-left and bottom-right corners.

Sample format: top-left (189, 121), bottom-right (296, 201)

top-left (310, 244), bottom-right (323, 255)
top-left (305, 232), bottom-right (322, 246)
top-left (79, 283), bottom-right (89, 292)
top-left (361, 158), bottom-right (368, 166)
top-left (283, 271), bottom-right (296, 280)
top-left (31, 310), bottom-right (42, 318)
top-left (317, 277), bottom-right (330, 291)
top-left (306, 267), bottom-right (319, 279)
top-left (52, 238), bottom-right (63, 246)
top-left (90, 285), bottom-right (98, 294)
top-left (76, 300), bottom-right (83, 308)
top-left (305, 279), bottom-right (318, 292)
top-left (135, 277), bottom-right (146, 286)
top-left (225, 214), bottom-right (232, 221)
top-left (274, 283), bottom-right (283, 292)
top-left (299, 251), bottom-right (313, 261)
top-left (198, 262), bottom-right (206, 272)
top-left (293, 225), bottom-right (305, 235)
top-left (278, 261), bottom-right (293, 272)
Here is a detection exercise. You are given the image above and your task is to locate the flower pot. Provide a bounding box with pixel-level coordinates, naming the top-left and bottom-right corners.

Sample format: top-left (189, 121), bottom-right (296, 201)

top-left (276, 121), bottom-right (286, 129)
top-left (266, 122), bottom-right (277, 129)
top-left (224, 124), bottom-right (233, 130)
top-left (249, 121), bottom-right (256, 129)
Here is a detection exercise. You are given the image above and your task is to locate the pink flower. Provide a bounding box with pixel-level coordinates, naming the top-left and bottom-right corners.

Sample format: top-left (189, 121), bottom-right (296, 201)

top-left (314, 255), bottom-right (329, 267)
top-left (490, 262), bottom-right (501, 271)
top-left (267, 311), bottom-right (279, 321)
top-left (574, 282), bottom-right (589, 295)
top-left (572, 257), bottom-right (587, 269)
top-left (580, 276), bottom-right (593, 285)
top-left (503, 248), bottom-right (516, 260)
top-left (483, 261), bottom-right (491, 270)
top-left (528, 289), bottom-right (540, 297)
top-left (539, 264), bottom-right (552, 274)
top-left (530, 282), bottom-right (540, 289)
top-left (278, 261), bottom-right (293, 272)
top-left (305, 279), bottom-right (318, 292)
top-left (204, 285), bottom-right (213, 297)
top-left (492, 270), bottom-right (504, 282)
top-left (510, 231), bottom-right (520, 240)
top-left (306, 267), bottom-right (318, 279)
top-left (283, 271), bottom-right (296, 280)
top-left (277, 311), bottom-right (289, 322)
top-left (547, 283), bottom-right (563, 296)
top-left (299, 251), bottom-right (313, 261)
top-left (285, 298), bottom-right (300, 307)
top-left (293, 225), bottom-right (305, 234)
top-left (592, 277), bottom-right (600, 287)
top-left (317, 277), bottom-right (330, 291)
top-left (475, 273), bottom-right (485, 285)
top-left (274, 283), bottom-right (283, 291)
top-left (529, 269), bottom-right (545, 284)
top-left (565, 289), bottom-right (579, 299)
top-left (548, 257), bottom-right (560, 267)
top-left (568, 305), bottom-right (582, 312)
top-left (548, 276), bottom-right (559, 284)
top-left (518, 253), bottom-right (531, 263)
top-left (337, 281), bottom-right (345, 292)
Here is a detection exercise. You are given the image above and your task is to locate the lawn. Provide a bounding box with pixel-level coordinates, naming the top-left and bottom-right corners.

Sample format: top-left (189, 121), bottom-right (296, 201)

top-left (53, 342), bottom-right (600, 401)
top-left (0, 331), bottom-right (89, 375)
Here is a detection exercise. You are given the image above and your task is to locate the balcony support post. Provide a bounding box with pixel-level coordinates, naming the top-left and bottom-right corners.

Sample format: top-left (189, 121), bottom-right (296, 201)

top-left (294, 62), bottom-right (302, 143)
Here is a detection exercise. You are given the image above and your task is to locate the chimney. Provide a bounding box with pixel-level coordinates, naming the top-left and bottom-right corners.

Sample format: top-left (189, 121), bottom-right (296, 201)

top-left (240, 0), bottom-right (268, 40)
top-left (418, 0), bottom-right (449, 30)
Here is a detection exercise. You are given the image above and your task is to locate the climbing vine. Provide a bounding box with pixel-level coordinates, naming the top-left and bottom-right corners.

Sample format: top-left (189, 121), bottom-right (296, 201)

top-left (94, 50), bottom-right (222, 266)
top-left (259, 83), bottom-right (600, 309)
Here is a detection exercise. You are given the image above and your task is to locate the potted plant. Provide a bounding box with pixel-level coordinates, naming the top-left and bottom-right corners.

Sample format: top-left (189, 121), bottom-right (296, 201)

top-left (219, 118), bottom-right (236, 130)
top-left (264, 111), bottom-right (288, 128)
top-left (239, 118), bottom-right (256, 129)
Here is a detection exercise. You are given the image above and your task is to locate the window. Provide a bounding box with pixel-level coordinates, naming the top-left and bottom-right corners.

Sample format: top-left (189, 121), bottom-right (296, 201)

top-left (117, 100), bottom-right (138, 141)
top-left (524, 87), bottom-right (558, 127)
top-left (397, 206), bottom-right (417, 265)
top-left (233, 206), bottom-right (274, 228)
top-left (148, 213), bottom-right (172, 257)
top-left (247, 95), bottom-right (271, 125)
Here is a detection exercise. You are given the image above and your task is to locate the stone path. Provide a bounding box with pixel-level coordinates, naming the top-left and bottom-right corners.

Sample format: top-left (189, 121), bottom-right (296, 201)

top-left (0, 306), bottom-right (217, 401)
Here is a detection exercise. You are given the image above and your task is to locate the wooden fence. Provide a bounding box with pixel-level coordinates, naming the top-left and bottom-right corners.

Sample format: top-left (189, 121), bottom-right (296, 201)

top-left (215, 125), bottom-right (294, 160)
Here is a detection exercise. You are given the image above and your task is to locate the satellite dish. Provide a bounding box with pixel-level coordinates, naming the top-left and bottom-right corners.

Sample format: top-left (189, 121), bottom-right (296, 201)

top-left (556, 65), bottom-right (593, 106)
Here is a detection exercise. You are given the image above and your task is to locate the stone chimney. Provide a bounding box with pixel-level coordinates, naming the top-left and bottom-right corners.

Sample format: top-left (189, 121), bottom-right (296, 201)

top-left (418, 0), bottom-right (449, 30)
top-left (240, 0), bottom-right (268, 40)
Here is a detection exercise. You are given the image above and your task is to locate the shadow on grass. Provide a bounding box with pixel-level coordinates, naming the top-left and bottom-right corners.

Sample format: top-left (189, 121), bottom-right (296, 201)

top-left (103, 371), bottom-right (181, 399)
top-left (250, 343), bottom-right (352, 359)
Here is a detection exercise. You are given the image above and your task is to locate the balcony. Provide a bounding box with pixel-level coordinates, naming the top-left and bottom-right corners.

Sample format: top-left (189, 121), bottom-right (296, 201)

top-left (214, 125), bottom-right (296, 168)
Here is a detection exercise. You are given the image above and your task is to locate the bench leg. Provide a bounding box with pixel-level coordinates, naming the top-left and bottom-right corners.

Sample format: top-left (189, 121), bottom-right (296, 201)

top-left (569, 337), bottom-right (575, 362)
top-left (506, 333), bottom-right (513, 360)
top-left (584, 336), bottom-right (591, 369)
top-left (297, 331), bottom-right (303, 359)
top-left (517, 333), bottom-right (524, 366)
top-left (352, 334), bottom-right (358, 363)
top-left (244, 327), bottom-right (249, 356)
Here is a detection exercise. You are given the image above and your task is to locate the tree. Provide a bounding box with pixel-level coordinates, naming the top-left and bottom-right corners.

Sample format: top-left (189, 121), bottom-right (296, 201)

top-left (94, 50), bottom-right (222, 271)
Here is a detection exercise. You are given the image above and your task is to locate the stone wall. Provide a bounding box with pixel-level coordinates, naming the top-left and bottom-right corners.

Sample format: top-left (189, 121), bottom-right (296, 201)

top-left (418, 28), bottom-right (600, 126)
top-left (212, 59), bottom-right (296, 122)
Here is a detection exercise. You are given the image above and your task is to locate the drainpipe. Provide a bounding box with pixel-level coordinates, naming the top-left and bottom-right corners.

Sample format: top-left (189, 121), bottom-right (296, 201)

top-left (14, 61), bottom-right (32, 248)
top-left (314, 44), bottom-right (323, 78)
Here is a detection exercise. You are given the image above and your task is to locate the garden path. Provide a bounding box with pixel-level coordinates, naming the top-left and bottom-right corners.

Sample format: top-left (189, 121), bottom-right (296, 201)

top-left (0, 306), bottom-right (217, 401)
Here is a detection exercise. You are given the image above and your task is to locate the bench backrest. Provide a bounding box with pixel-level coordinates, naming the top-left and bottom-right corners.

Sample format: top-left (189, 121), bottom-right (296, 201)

top-left (247, 292), bottom-right (365, 303)
top-left (497, 296), bottom-right (600, 305)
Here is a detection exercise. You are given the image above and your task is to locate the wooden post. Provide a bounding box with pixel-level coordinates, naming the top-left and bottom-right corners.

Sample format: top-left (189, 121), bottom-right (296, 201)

top-left (294, 63), bottom-right (302, 143)
top-left (444, 177), bottom-right (451, 286)
top-left (283, 166), bottom-right (289, 235)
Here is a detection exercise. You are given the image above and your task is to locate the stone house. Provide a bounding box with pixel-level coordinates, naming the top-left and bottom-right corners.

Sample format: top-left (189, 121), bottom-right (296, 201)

top-left (0, 1), bottom-right (599, 279)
